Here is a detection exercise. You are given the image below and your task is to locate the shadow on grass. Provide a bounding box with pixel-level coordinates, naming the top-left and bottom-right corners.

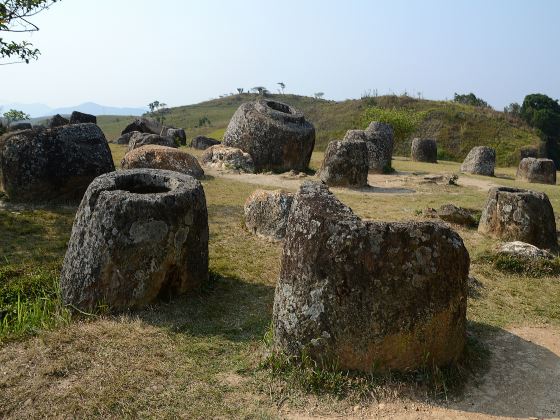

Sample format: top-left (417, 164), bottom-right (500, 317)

top-left (136, 271), bottom-right (275, 343)
top-left (0, 203), bottom-right (75, 265)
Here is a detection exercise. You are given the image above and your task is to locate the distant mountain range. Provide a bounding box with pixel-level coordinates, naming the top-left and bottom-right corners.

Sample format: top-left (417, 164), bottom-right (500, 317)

top-left (0, 102), bottom-right (146, 118)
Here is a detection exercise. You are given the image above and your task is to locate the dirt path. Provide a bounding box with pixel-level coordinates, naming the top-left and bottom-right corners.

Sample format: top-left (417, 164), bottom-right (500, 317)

top-left (456, 176), bottom-right (501, 192)
top-left (205, 168), bottom-right (414, 195)
top-left (445, 326), bottom-right (560, 419)
top-left (204, 167), bottom-right (504, 195)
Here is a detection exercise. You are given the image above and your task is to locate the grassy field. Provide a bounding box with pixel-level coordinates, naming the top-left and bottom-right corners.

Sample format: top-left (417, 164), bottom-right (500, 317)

top-left (98, 93), bottom-right (540, 167)
top-left (0, 144), bottom-right (559, 417)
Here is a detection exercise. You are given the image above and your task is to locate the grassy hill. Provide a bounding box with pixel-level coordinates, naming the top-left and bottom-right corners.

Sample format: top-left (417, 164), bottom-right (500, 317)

top-left (98, 93), bottom-right (540, 166)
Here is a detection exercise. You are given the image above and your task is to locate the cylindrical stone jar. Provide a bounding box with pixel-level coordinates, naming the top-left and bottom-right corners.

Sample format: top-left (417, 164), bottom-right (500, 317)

top-left (60, 169), bottom-right (209, 311)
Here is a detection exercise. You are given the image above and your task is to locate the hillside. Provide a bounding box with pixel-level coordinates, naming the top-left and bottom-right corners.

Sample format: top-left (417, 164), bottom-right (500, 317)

top-left (97, 93), bottom-right (540, 166)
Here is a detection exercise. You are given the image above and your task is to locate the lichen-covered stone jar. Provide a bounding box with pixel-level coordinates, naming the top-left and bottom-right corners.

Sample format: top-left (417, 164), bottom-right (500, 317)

top-left (60, 168), bottom-right (209, 311)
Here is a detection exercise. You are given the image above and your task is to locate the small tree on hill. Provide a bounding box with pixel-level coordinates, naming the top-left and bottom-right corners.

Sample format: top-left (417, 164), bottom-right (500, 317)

top-left (520, 93), bottom-right (560, 167)
top-left (504, 102), bottom-right (521, 118)
top-left (453, 93), bottom-right (491, 108)
top-left (3, 109), bottom-right (30, 128)
top-left (251, 86), bottom-right (268, 96)
top-left (147, 100), bottom-right (170, 125)
top-left (277, 82), bottom-right (285, 94)
top-left (1, 0), bottom-right (59, 64)
top-left (237, 88), bottom-right (244, 94)
top-left (314, 92), bottom-right (324, 99)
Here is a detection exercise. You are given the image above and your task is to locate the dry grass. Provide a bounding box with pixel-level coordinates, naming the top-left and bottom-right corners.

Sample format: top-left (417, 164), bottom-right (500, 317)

top-left (1, 149), bottom-right (559, 417)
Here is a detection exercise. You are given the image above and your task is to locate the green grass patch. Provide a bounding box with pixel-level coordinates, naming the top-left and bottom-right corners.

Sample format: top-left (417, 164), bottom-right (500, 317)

top-left (362, 106), bottom-right (428, 143)
top-left (478, 253), bottom-right (560, 277)
top-left (0, 209), bottom-right (74, 341)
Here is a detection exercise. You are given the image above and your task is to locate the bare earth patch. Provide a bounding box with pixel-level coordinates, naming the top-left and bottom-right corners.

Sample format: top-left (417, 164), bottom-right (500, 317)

top-left (204, 166), bottom-right (505, 196)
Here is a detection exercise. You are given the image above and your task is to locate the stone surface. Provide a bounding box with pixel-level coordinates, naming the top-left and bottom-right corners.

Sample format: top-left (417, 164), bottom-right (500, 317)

top-left (0, 123), bottom-right (115, 202)
top-left (422, 173), bottom-right (459, 185)
top-left (498, 241), bottom-right (553, 260)
top-left (342, 122), bottom-right (394, 173)
top-left (437, 204), bottom-right (478, 227)
top-left (70, 111), bottom-right (97, 125)
top-left (223, 99), bottom-right (315, 172)
top-left (319, 139), bottom-right (368, 187)
top-left (166, 128), bottom-right (187, 146)
top-left (9, 122), bottom-right (32, 131)
top-left (461, 146), bottom-right (496, 176)
top-left (516, 158), bottom-right (557, 185)
top-left (121, 145), bottom-right (204, 179)
top-left (127, 132), bottom-right (177, 151)
top-left (479, 187), bottom-right (558, 250)
top-left (121, 117), bottom-right (164, 136)
top-left (201, 144), bottom-right (255, 173)
top-left (49, 114), bottom-right (69, 128)
top-left (191, 135), bottom-right (220, 150)
top-left (411, 138), bottom-right (438, 163)
top-left (116, 131), bottom-right (136, 145)
top-left (366, 121), bottom-right (394, 172)
top-left (273, 182), bottom-right (469, 372)
top-left (244, 189), bottom-right (294, 241)
top-left (60, 169), bottom-right (209, 311)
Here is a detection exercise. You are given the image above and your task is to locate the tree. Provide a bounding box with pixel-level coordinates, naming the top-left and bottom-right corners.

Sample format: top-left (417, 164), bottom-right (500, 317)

top-left (277, 82), bottom-right (285, 94)
top-left (195, 116), bottom-right (211, 128)
top-left (146, 100), bottom-right (170, 125)
top-left (314, 92), bottom-right (324, 99)
top-left (251, 86), bottom-right (268, 96)
top-left (453, 93), bottom-right (491, 108)
top-left (504, 102), bottom-right (521, 117)
top-left (236, 88), bottom-right (244, 94)
top-left (520, 93), bottom-right (560, 167)
top-left (1, 0), bottom-right (59, 64)
top-left (3, 108), bottom-right (30, 128)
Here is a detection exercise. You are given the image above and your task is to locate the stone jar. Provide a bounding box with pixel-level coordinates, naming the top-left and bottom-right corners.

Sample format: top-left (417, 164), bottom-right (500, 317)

top-left (223, 99), bottom-right (315, 172)
top-left (478, 187), bottom-right (557, 250)
top-left (273, 182), bottom-right (469, 372)
top-left (411, 138), bottom-right (437, 163)
top-left (0, 123), bottom-right (114, 202)
top-left (60, 169), bottom-right (209, 311)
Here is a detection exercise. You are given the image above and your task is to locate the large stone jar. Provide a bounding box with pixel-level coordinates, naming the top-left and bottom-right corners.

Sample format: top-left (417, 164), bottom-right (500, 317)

top-left (0, 123), bottom-right (114, 202)
top-left (319, 139), bottom-right (369, 187)
top-left (516, 158), bottom-right (557, 185)
top-left (411, 138), bottom-right (437, 163)
top-left (60, 169), bottom-right (209, 311)
top-left (478, 187), bottom-right (557, 250)
top-left (461, 146), bottom-right (496, 176)
top-left (223, 99), bottom-right (315, 172)
top-left (273, 182), bottom-right (469, 372)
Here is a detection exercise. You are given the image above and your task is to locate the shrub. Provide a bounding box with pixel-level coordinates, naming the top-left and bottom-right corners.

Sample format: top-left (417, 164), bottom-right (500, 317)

top-left (361, 107), bottom-right (427, 143)
top-left (453, 93), bottom-right (491, 108)
top-left (479, 253), bottom-right (560, 277)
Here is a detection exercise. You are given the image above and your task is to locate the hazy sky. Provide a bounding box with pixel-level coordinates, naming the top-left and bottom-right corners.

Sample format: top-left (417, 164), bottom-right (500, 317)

top-left (1, 0), bottom-right (559, 109)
